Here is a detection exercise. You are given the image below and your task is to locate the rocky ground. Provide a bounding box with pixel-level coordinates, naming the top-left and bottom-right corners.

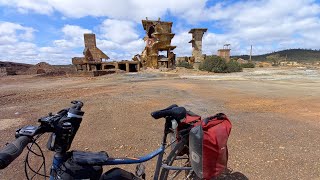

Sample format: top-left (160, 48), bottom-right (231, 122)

top-left (0, 67), bottom-right (320, 179)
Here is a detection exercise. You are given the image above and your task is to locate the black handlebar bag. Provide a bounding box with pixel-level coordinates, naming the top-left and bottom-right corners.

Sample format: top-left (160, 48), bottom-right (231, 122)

top-left (189, 113), bottom-right (232, 179)
top-left (56, 151), bottom-right (107, 180)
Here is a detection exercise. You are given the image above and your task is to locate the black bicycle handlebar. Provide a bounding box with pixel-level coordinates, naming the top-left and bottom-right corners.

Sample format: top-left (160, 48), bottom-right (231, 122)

top-left (0, 100), bottom-right (83, 170)
top-left (0, 136), bottom-right (32, 169)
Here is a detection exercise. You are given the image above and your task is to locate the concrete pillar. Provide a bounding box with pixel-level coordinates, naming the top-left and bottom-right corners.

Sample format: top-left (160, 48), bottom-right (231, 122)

top-left (114, 62), bottom-right (119, 70)
top-left (126, 62), bottom-right (129, 72)
top-left (189, 28), bottom-right (207, 69)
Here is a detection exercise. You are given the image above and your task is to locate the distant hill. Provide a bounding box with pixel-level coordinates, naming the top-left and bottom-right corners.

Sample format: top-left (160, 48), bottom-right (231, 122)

top-left (232, 49), bottom-right (320, 62)
top-left (0, 61), bottom-right (76, 75)
top-left (0, 61), bottom-right (33, 74)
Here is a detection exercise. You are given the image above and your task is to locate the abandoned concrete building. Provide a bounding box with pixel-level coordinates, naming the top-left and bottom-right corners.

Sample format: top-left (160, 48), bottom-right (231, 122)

top-left (72, 34), bottom-right (109, 71)
top-left (217, 44), bottom-right (231, 62)
top-left (72, 33), bottom-right (139, 74)
top-left (137, 18), bottom-right (176, 69)
top-left (0, 67), bottom-right (16, 76)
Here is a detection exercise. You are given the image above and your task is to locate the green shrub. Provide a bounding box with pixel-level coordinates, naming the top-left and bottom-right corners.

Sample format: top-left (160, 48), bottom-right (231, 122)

top-left (176, 61), bottom-right (193, 69)
top-left (226, 60), bottom-right (243, 72)
top-left (199, 56), bottom-right (216, 71)
top-left (200, 56), bottom-right (242, 73)
top-left (241, 62), bottom-right (255, 68)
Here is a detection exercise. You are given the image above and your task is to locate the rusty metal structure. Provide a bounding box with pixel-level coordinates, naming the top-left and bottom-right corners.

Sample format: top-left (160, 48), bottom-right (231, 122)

top-left (138, 18), bottom-right (176, 69)
top-left (217, 44), bottom-right (231, 62)
top-left (189, 28), bottom-right (207, 68)
top-left (72, 33), bottom-right (139, 74)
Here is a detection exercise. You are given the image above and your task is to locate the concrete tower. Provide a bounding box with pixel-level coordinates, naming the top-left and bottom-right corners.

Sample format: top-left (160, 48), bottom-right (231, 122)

top-left (189, 28), bottom-right (207, 69)
top-left (84, 34), bottom-right (97, 49)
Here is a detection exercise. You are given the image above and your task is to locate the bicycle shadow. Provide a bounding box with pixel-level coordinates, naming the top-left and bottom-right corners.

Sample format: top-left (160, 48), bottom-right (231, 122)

top-left (216, 171), bottom-right (249, 180)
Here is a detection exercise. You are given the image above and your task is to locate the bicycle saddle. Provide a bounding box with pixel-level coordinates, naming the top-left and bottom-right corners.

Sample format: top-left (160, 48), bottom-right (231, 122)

top-left (151, 105), bottom-right (186, 120)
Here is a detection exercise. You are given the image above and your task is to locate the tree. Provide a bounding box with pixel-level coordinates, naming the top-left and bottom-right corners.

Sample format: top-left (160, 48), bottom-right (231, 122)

top-left (266, 54), bottom-right (282, 66)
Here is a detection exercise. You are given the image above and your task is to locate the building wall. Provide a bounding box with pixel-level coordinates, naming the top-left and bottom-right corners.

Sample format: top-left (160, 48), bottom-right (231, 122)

top-left (217, 49), bottom-right (231, 62)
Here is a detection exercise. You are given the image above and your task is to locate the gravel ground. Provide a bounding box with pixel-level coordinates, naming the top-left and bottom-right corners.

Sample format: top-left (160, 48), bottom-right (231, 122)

top-left (0, 67), bottom-right (320, 179)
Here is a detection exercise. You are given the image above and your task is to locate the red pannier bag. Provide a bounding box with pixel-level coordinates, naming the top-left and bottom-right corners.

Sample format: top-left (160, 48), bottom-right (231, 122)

top-left (179, 110), bottom-right (202, 132)
top-left (189, 113), bottom-right (232, 179)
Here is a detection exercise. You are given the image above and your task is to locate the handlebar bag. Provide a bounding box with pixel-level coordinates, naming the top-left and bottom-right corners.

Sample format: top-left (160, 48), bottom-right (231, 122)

top-left (57, 151), bottom-right (103, 180)
top-left (189, 113), bottom-right (232, 179)
top-left (72, 151), bottom-right (109, 166)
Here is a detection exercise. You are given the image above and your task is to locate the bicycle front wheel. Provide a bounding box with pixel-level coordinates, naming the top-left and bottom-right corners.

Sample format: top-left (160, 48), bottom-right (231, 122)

top-left (159, 138), bottom-right (197, 180)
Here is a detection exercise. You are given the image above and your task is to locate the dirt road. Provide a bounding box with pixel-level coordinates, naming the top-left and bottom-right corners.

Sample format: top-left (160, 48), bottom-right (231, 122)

top-left (0, 68), bottom-right (320, 179)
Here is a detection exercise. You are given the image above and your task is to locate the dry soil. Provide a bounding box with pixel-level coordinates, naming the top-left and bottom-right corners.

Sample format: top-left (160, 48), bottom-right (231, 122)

top-left (0, 67), bottom-right (320, 180)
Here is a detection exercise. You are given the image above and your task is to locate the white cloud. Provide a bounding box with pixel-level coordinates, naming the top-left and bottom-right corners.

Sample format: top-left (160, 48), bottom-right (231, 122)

top-left (1, 0), bottom-right (320, 64)
top-left (96, 19), bottom-right (145, 60)
top-left (62, 25), bottom-right (92, 38)
top-left (172, 31), bottom-right (192, 56)
top-left (0, 0), bottom-right (205, 22)
top-left (197, 0), bottom-right (320, 54)
top-left (97, 38), bottom-right (145, 60)
top-left (100, 19), bottom-right (139, 44)
top-left (0, 23), bottom-right (87, 64)
top-left (0, 0), bottom-right (54, 15)
top-left (53, 25), bottom-right (92, 49)
top-left (0, 22), bottom-right (35, 44)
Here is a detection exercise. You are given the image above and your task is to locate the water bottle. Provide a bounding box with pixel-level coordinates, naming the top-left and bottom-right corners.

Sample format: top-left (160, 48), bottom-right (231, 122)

top-left (169, 119), bottom-right (178, 150)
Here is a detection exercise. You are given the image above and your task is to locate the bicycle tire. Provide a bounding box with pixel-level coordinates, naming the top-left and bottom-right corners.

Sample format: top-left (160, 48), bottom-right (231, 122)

top-left (159, 138), bottom-right (194, 180)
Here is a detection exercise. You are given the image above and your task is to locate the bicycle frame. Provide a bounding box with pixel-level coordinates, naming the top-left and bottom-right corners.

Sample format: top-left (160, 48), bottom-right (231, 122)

top-left (49, 120), bottom-right (191, 180)
top-left (50, 146), bottom-right (166, 180)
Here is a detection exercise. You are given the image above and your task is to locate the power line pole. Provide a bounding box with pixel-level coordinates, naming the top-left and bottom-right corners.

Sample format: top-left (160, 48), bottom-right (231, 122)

top-left (249, 45), bottom-right (252, 62)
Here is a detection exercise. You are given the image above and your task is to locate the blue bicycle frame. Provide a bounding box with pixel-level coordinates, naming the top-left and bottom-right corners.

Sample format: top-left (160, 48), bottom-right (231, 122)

top-left (50, 146), bottom-right (165, 180)
top-left (49, 121), bottom-right (191, 180)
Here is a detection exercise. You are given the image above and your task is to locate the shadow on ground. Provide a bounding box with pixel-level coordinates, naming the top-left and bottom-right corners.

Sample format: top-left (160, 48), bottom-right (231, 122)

top-left (219, 171), bottom-right (249, 180)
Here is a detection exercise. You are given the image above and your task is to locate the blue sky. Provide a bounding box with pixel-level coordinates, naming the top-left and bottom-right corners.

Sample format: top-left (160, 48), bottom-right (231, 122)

top-left (0, 0), bottom-right (320, 65)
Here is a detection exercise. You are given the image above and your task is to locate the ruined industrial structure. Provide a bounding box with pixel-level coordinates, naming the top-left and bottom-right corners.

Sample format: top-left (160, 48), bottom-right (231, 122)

top-left (217, 44), bottom-right (231, 62)
top-left (136, 18), bottom-right (176, 69)
top-left (72, 34), bottom-right (109, 71)
top-left (189, 28), bottom-right (207, 68)
top-left (72, 34), bottom-right (139, 75)
top-left (176, 28), bottom-right (207, 69)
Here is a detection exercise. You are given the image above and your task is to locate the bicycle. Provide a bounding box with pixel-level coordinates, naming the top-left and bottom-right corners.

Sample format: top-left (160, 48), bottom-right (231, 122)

top-left (0, 101), bottom-right (197, 180)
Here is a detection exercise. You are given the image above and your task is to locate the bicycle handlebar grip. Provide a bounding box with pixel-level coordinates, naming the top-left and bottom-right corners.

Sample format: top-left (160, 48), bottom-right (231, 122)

top-left (0, 136), bottom-right (32, 169)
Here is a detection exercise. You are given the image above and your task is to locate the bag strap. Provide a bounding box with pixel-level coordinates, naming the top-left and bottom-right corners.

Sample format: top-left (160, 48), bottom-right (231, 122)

top-left (203, 113), bottom-right (227, 125)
